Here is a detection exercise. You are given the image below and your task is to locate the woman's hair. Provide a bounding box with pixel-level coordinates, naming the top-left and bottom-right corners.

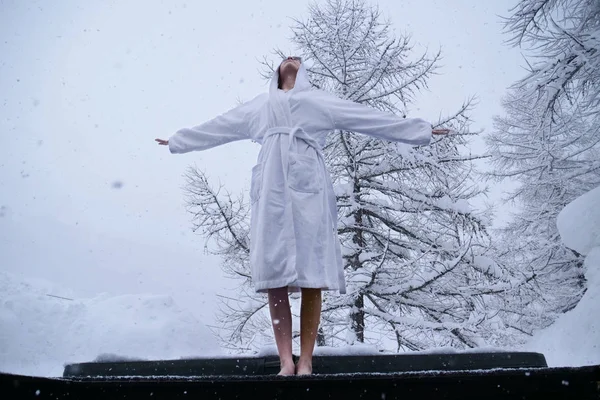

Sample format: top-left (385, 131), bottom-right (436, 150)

top-left (277, 66), bottom-right (282, 90)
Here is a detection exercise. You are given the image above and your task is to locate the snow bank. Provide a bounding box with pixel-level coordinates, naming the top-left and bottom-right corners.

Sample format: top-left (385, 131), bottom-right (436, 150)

top-left (557, 185), bottom-right (600, 255)
top-left (313, 344), bottom-right (380, 356)
top-left (412, 346), bottom-right (507, 355)
top-left (0, 271), bottom-right (222, 377)
top-left (524, 247), bottom-right (600, 366)
top-left (258, 344), bottom-right (510, 358)
top-left (524, 185), bottom-right (600, 367)
top-left (257, 344), bottom-right (381, 357)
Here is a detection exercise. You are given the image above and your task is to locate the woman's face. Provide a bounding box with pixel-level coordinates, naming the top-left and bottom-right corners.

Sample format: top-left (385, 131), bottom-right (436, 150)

top-left (279, 56), bottom-right (301, 76)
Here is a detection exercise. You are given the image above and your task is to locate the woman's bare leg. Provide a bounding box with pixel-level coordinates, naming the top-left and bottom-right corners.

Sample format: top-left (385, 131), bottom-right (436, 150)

top-left (296, 288), bottom-right (322, 375)
top-left (267, 287), bottom-right (294, 375)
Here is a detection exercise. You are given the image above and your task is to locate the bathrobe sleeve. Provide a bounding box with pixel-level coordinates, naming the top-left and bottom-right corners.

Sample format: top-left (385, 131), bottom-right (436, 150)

top-left (168, 94), bottom-right (266, 154)
top-left (323, 92), bottom-right (432, 146)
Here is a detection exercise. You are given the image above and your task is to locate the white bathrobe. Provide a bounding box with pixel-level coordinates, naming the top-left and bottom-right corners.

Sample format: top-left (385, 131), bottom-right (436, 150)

top-left (168, 64), bottom-right (432, 294)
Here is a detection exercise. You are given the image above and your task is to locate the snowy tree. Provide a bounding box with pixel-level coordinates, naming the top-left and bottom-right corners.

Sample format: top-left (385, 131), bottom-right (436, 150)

top-left (485, 87), bottom-right (600, 336)
top-left (186, 0), bottom-right (510, 353)
top-left (483, 0), bottom-right (600, 338)
top-left (503, 0), bottom-right (600, 118)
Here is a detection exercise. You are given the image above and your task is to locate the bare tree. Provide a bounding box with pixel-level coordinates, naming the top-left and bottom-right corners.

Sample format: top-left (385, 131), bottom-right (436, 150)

top-left (186, 0), bottom-right (513, 353)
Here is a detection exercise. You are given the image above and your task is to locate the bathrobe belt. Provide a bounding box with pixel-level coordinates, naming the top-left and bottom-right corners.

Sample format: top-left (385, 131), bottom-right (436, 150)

top-left (264, 126), bottom-right (325, 189)
top-left (264, 126), bottom-right (321, 155)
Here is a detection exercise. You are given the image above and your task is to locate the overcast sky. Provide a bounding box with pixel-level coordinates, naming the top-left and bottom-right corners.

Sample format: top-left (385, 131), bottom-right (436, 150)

top-left (0, 0), bottom-right (525, 321)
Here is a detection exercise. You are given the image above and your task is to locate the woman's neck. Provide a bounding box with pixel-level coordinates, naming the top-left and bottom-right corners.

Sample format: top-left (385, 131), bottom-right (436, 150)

top-left (280, 76), bottom-right (296, 92)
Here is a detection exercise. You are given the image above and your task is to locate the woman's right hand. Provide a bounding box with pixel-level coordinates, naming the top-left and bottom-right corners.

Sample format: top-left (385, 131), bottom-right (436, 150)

top-left (155, 138), bottom-right (169, 146)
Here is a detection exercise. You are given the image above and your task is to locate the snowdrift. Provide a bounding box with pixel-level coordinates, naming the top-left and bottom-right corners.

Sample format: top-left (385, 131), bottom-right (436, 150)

top-left (524, 185), bottom-right (600, 366)
top-left (557, 185), bottom-right (600, 255)
top-left (0, 271), bottom-right (222, 377)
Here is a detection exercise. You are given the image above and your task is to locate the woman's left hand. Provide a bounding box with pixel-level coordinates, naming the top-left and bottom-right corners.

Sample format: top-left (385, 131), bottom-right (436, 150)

top-left (432, 129), bottom-right (451, 135)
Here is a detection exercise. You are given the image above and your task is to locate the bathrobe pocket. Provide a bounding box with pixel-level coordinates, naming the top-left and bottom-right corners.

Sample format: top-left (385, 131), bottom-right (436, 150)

top-left (288, 152), bottom-right (322, 193)
top-left (250, 163), bottom-right (264, 203)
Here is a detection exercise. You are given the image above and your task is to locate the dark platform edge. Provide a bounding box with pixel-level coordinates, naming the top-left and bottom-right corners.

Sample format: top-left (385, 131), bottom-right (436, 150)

top-left (63, 351), bottom-right (549, 378)
top-left (2, 365), bottom-right (600, 400)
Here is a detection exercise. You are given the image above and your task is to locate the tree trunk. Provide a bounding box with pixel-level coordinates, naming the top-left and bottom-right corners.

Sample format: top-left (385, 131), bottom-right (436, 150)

top-left (350, 293), bottom-right (365, 343)
top-left (348, 176), bottom-right (366, 342)
top-left (317, 327), bottom-right (326, 347)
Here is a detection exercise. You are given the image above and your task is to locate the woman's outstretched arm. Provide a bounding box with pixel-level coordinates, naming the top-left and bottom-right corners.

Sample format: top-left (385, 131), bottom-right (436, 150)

top-left (156, 94), bottom-right (267, 154)
top-left (320, 91), bottom-right (447, 145)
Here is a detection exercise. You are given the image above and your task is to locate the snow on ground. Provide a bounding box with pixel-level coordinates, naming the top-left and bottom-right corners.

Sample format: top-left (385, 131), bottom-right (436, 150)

top-left (0, 271), bottom-right (223, 377)
top-left (313, 344), bottom-right (380, 356)
top-left (523, 186), bottom-right (600, 367)
top-left (2, 186), bottom-right (599, 378)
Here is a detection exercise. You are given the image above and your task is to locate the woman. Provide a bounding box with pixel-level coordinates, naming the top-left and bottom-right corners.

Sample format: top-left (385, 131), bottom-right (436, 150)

top-left (156, 56), bottom-right (449, 376)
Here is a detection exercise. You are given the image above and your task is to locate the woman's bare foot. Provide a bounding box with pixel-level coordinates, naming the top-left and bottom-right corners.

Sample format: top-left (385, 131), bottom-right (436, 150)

top-left (295, 359), bottom-right (313, 376)
top-left (278, 360), bottom-right (296, 376)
